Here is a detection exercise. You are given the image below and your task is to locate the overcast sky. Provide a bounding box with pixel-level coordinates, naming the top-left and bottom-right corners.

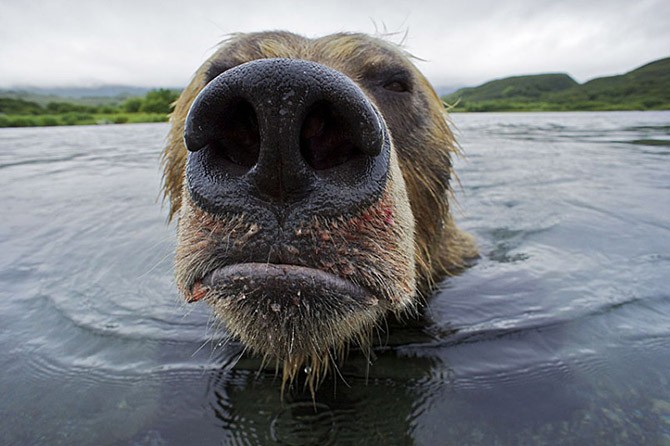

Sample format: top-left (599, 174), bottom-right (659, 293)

top-left (1, 0), bottom-right (668, 89)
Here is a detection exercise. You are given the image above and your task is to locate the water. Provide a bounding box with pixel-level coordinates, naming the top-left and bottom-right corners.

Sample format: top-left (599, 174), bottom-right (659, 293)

top-left (0, 113), bottom-right (668, 445)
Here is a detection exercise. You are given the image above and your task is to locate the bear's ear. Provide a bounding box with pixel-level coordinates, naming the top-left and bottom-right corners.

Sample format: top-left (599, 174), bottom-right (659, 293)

top-left (160, 74), bottom-right (207, 222)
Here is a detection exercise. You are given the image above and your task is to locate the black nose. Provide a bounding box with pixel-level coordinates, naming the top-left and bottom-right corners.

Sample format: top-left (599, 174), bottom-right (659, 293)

top-left (184, 58), bottom-right (390, 219)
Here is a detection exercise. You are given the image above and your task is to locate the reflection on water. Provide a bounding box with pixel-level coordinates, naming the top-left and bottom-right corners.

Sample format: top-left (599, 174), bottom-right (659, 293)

top-left (1, 113), bottom-right (669, 445)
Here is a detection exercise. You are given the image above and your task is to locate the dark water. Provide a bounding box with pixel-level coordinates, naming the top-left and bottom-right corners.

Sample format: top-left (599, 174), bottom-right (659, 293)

top-left (0, 112), bottom-right (669, 445)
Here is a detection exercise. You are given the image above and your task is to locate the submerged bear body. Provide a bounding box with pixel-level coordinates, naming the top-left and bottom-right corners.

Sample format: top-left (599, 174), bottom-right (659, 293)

top-left (162, 31), bottom-right (477, 389)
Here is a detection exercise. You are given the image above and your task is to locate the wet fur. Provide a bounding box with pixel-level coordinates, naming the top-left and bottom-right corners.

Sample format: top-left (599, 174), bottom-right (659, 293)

top-left (162, 31), bottom-right (477, 392)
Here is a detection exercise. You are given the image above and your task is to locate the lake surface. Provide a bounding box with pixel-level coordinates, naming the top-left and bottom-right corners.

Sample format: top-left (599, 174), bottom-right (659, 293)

top-left (1, 112), bottom-right (669, 445)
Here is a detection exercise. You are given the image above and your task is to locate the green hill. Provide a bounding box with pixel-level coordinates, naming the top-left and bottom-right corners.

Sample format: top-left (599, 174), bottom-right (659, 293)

top-left (445, 57), bottom-right (670, 111)
top-left (449, 73), bottom-right (578, 102)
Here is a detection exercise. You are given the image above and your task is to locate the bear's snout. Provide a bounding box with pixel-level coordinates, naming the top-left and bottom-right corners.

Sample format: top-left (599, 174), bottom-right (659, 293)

top-left (184, 58), bottom-right (391, 220)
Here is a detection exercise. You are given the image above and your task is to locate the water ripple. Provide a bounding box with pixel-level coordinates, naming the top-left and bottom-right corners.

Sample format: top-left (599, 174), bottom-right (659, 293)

top-left (2, 115), bottom-right (670, 444)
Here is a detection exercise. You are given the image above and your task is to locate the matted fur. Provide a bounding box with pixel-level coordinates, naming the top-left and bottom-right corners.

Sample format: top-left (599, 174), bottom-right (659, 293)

top-left (161, 31), bottom-right (477, 391)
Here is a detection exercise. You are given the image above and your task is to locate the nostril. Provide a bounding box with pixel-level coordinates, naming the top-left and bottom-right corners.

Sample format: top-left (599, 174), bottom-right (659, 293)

top-left (208, 100), bottom-right (260, 169)
top-left (300, 101), bottom-right (362, 171)
top-left (185, 59), bottom-right (391, 217)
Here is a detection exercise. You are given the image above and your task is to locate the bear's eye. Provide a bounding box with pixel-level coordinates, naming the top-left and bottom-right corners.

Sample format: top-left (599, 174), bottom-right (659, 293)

top-left (384, 81), bottom-right (408, 92)
top-left (382, 73), bottom-right (412, 93)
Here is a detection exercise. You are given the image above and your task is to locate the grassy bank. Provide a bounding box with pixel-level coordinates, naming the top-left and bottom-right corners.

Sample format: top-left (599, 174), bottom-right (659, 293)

top-left (446, 99), bottom-right (670, 113)
top-left (0, 88), bottom-right (178, 128)
top-left (0, 112), bottom-right (168, 128)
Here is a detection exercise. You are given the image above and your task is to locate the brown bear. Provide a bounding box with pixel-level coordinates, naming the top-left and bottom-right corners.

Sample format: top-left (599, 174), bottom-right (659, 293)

top-left (161, 31), bottom-right (477, 391)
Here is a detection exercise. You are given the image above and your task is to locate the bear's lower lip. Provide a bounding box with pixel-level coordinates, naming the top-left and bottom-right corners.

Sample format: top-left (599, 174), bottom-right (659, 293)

top-left (199, 263), bottom-right (378, 305)
top-left (194, 262), bottom-right (382, 362)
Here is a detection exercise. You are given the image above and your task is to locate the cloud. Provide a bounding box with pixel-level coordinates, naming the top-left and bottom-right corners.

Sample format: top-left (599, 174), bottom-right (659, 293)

top-left (0, 0), bottom-right (668, 88)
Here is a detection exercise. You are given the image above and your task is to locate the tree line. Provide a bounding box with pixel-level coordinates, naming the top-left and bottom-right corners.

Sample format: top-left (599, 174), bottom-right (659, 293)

top-left (0, 89), bottom-right (180, 127)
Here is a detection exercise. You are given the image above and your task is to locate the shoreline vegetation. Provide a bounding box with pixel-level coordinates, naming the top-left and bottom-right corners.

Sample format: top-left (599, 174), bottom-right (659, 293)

top-left (0, 88), bottom-right (178, 128)
top-left (1, 56), bottom-right (668, 127)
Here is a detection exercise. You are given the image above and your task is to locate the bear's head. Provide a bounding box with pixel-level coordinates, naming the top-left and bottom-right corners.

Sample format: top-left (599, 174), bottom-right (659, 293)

top-left (161, 31), bottom-right (476, 390)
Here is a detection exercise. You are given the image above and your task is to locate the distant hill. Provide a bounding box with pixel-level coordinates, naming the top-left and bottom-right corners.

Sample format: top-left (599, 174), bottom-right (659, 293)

top-left (9, 85), bottom-right (155, 98)
top-left (445, 57), bottom-right (670, 111)
top-left (0, 85), bottom-right (170, 107)
top-left (449, 73), bottom-right (578, 102)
